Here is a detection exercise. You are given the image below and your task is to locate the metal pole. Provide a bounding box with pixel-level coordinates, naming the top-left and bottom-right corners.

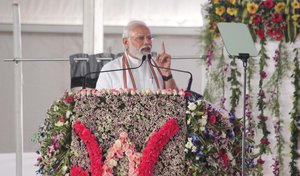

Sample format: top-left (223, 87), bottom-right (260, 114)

top-left (239, 54), bottom-right (249, 176)
top-left (13, 2), bottom-right (23, 176)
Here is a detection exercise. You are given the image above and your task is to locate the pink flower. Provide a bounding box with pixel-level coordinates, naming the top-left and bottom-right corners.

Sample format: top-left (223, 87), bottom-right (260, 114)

top-left (125, 149), bottom-right (133, 156)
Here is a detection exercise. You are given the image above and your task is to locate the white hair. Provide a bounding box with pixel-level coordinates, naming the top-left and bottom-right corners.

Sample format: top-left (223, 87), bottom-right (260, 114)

top-left (122, 20), bottom-right (148, 38)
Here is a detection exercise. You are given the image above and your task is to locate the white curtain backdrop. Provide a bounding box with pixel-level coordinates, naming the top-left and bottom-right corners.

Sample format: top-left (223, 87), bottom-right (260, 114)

top-left (0, 0), bottom-right (205, 27)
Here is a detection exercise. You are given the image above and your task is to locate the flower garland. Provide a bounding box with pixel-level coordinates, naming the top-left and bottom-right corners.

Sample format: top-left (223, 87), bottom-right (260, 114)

top-left (228, 56), bottom-right (242, 113)
top-left (265, 41), bottom-right (290, 174)
top-left (71, 121), bottom-right (103, 176)
top-left (289, 48), bottom-right (300, 176)
top-left (71, 118), bottom-right (179, 176)
top-left (137, 118), bottom-right (179, 176)
top-left (33, 92), bottom-right (75, 175)
top-left (255, 39), bottom-right (271, 173)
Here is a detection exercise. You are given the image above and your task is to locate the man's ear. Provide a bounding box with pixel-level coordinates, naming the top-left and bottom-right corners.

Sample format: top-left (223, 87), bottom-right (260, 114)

top-left (122, 38), bottom-right (129, 49)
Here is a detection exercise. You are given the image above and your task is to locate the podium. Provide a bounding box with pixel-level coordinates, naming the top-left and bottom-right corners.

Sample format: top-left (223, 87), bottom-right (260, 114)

top-left (35, 89), bottom-right (250, 175)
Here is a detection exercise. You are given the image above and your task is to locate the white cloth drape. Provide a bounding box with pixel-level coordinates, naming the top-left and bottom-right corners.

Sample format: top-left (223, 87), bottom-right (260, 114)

top-left (0, 0), bottom-right (206, 27)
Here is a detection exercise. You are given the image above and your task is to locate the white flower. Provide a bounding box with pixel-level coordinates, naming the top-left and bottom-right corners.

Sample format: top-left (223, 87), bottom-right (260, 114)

top-left (200, 126), bottom-right (206, 131)
top-left (188, 102), bottom-right (197, 111)
top-left (66, 110), bottom-right (72, 119)
top-left (232, 159), bottom-right (236, 166)
top-left (144, 89), bottom-right (151, 94)
top-left (53, 106), bottom-right (59, 111)
top-left (109, 159), bottom-right (117, 167)
top-left (192, 146), bottom-right (197, 152)
top-left (227, 152), bottom-right (233, 160)
top-left (185, 138), bottom-right (194, 149)
top-left (55, 121), bottom-right (64, 127)
top-left (191, 112), bottom-right (196, 117)
top-left (62, 165), bottom-right (68, 173)
top-left (199, 118), bottom-right (207, 126)
top-left (115, 140), bottom-right (122, 149)
top-left (221, 132), bottom-right (226, 138)
top-left (187, 118), bottom-right (191, 125)
top-left (196, 99), bottom-right (202, 105)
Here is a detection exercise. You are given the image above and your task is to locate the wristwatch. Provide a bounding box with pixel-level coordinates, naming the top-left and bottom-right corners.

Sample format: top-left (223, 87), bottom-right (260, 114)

top-left (162, 74), bottom-right (173, 81)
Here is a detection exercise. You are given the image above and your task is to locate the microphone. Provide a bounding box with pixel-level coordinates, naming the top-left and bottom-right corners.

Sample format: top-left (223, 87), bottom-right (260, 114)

top-left (147, 54), bottom-right (193, 92)
top-left (82, 55), bottom-right (147, 89)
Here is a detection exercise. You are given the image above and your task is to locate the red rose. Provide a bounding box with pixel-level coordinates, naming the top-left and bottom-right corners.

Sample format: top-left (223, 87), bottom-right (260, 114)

top-left (255, 29), bottom-right (265, 39)
top-left (260, 71), bottom-right (267, 79)
top-left (209, 115), bottom-right (217, 125)
top-left (252, 15), bottom-right (262, 25)
top-left (260, 138), bottom-right (270, 145)
top-left (258, 90), bottom-right (265, 98)
top-left (59, 116), bottom-right (66, 123)
top-left (264, 0), bottom-right (274, 9)
top-left (184, 91), bottom-right (193, 97)
top-left (267, 29), bottom-right (275, 37)
top-left (65, 95), bottom-right (74, 103)
top-left (271, 13), bottom-right (282, 22)
top-left (221, 154), bottom-right (229, 167)
top-left (257, 158), bottom-right (265, 164)
top-left (274, 31), bottom-right (283, 41)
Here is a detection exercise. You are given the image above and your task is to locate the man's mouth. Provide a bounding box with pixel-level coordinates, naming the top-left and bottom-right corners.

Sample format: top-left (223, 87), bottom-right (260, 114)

top-left (140, 46), bottom-right (151, 53)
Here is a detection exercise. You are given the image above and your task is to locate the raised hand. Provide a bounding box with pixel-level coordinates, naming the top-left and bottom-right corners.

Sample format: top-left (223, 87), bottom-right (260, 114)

top-left (156, 41), bottom-right (172, 75)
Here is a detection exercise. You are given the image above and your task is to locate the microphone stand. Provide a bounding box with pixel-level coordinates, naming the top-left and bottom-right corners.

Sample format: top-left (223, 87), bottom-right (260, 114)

top-left (82, 55), bottom-right (146, 89)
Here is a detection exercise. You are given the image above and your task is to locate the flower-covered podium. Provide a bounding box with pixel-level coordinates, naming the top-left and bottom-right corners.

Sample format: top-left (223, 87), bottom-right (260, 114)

top-left (35, 89), bottom-right (249, 176)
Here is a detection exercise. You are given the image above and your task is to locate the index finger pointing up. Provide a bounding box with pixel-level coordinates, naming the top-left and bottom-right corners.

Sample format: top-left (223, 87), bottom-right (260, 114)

top-left (161, 41), bottom-right (166, 54)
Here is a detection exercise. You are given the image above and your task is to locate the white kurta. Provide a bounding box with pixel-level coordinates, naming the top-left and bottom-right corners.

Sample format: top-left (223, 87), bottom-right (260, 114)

top-left (96, 53), bottom-right (164, 90)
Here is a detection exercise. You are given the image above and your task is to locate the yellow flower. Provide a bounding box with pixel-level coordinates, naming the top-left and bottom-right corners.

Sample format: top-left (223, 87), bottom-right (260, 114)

top-left (209, 23), bottom-right (217, 33)
top-left (227, 7), bottom-right (238, 16)
top-left (292, 14), bottom-right (300, 21)
top-left (275, 2), bottom-right (285, 12)
top-left (247, 2), bottom-right (259, 14)
top-left (212, 0), bottom-right (219, 4)
top-left (229, 0), bottom-right (236, 5)
top-left (249, 16), bottom-right (253, 24)
top-left (292, 1), bottom-right (300, 9)
top-left (215, 6), bottom-right (225, 16)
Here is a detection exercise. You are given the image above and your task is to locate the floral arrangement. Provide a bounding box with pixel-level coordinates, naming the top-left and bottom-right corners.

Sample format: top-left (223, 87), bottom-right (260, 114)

top-left (184, 95), bottom-right (252, 175)
top-left (33, 92), bottom-right (75, 175)
top-left (34, 89), bottom-right (247, 175)
top-left (207, 0), bottom-right (300, 42)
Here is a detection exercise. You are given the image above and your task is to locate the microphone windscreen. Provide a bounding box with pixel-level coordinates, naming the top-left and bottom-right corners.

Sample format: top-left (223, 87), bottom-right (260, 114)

top-left (142, 55), bottom-right (147, 61)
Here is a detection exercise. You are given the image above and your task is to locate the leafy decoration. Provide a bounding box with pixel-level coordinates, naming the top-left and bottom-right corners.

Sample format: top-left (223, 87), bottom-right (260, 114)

top-left (289, 48), bottom-right (300, 176)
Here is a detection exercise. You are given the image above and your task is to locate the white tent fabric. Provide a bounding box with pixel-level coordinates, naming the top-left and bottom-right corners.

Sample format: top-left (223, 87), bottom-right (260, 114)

top-left (0, 0), bottom-right (204, 27)
top-left (0, 153), bottom-right (37, 176)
